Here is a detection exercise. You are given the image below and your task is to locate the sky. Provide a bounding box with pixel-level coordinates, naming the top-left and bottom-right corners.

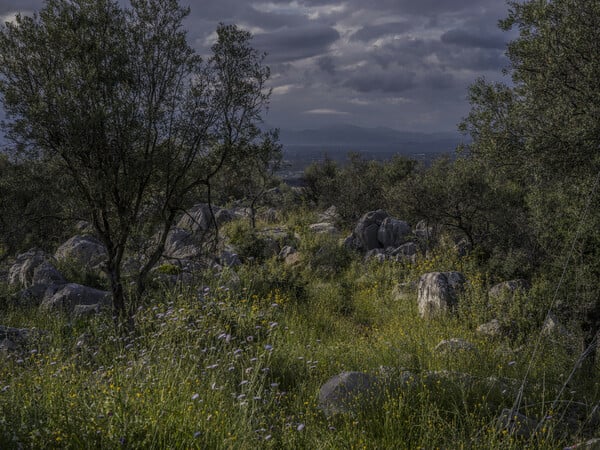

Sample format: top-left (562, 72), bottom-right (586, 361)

top-left (0, 0), bottom-right (516, 133)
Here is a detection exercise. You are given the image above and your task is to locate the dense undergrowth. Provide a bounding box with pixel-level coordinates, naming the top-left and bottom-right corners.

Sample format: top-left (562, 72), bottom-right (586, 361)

top-left (0, 211), bottom-right (598, 449)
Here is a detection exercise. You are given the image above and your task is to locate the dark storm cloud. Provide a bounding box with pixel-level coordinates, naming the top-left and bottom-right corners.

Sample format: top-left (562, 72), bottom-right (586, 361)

top-left (441, 29), bottom-right (507, 49)
top-left (0, 0), bottom-right (515, 132)
top-left (252, 25), bottom-right (340, 63)
top-left (349, 22), bottom-right (414, 43)
top-left (344, 70), bottom-right (416, 94)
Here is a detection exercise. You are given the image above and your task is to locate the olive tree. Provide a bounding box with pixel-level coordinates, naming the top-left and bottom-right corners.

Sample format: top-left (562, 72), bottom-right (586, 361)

top-left (0, 0), bottom-right (277, 328)
top-left (461, 0), bottom-right (600, 366)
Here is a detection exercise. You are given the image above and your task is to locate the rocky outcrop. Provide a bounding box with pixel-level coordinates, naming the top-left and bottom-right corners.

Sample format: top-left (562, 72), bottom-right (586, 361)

top-left (417, 271), bottom-right (466, 319)
top-left (163, 227), bottom-right (202, 260)
top-left (345, 210), bottom-right (414, 256)
top-left (177, 203), bottom-right (238, 233)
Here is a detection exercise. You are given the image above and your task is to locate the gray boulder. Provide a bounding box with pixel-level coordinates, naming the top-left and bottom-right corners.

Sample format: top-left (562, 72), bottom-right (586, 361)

top-left (377, 217), bottom-right (411, 249)
top-left (417, 271), bottom-right (466, 319)
top-left (32, 260), bottom-right (66, 286)
top-left (8, 249), bottom-right (49, 287)
top-left (318, 371), bottom-right (383, 418)
top-left (55, 235), bottom-right (108, 271)
top-left (163, 227), bottom-right (202, 260)
top-left (40, 283), bottom-right (111, 313)
top-left (177, 203), bottom-right (236, 234)
top-left (390, 242), bottom-right (418, 262)
top-left (349, 209), bottom-right (389, 251)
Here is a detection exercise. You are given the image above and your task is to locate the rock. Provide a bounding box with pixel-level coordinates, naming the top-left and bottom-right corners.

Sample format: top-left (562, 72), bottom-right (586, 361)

top-left (0, 338), bottom-right (19, 353)
top-left (32, 260), bottom-right (66, 286)
top-left (477, 319), bottom-right (504, 338)
top-left (177, 203), bottom-right (235, 233)
top-left (349, 209), bottom-right (389, 251)
top-left (73, 303), bottom-right (103, 318)
top-left (390, 242), bottom-right (418, 262)
top-left (278, 245), bottom-right (297, 260)
top-left (489, 279), bottom-right (530, 298)
top-left (8, 249), bottom-right (49, 287)
top-left (496, 409), bottom-right (538, 438)
top-left (365, 248), bottom-right (386, 262)
top-left (434, 338), bottom-right (478, 354)
top-left (318, 206), bottom-right (340, 223)
top-left (318, 371), bottom-right (383, 418)
top-left (308, 222), bottom-right (339, 235)
top-left (55, 235), bottom-right (108, 271)
top-left (163, 227), bottom-right (202, 260)
top-left (417, 271), bottom-right (466, 319)
top-left (40, 283), bottom-right (111, 313)
top-left (378, 217), bottom-right (411, 249)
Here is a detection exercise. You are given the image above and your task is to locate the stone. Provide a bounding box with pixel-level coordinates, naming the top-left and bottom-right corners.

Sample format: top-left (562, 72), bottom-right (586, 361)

top-left (541, 313), bottom-right (570, 339)
top-left (73, 303), bottom-right (102, 318)
top-left (414, 220), bottom-right (434, 240)
top-left (32, 260), bottom-right (66, 286)
top-left (308, 222), bottom-right (339, 235)
top-left (489, 279), bottom-right (530, 298)
top-left (55, 235), bottom-right (108, 271)
top-left (390, 242), bottom-right (418, 262)
top-left (177, 203), bottom-right (236, 233)
top-left (278, 245), bottom-right (297, 260)
top-left (417, 271), bottom-right (466, 319)
top-left (349, 209), bottom-right (389, 251)
top-left (318, 206), bottom-right (340, 223)
top-left (163, 227), bottom-right (202, 260)
top-left (40, 283), bottom-right (111, 313)
top-left (377, 217), bottom-right (411, 249)
top-left (318, 371), bottom-right (383, 418)
top-left (8, 249), bottom-right (49, 287)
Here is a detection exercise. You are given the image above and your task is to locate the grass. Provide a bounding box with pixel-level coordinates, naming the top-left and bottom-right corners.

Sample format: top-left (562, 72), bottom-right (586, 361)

top-left (0, 215), bottom-right (597, 448)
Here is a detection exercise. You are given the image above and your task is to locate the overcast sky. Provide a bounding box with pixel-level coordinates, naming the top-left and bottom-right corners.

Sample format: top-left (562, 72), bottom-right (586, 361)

top-left (0, 0), bottom-right (516, 133)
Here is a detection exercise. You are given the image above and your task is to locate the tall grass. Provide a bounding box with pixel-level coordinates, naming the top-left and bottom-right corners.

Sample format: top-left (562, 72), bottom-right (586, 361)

top-left (0, 222), bottom-right (595, 448)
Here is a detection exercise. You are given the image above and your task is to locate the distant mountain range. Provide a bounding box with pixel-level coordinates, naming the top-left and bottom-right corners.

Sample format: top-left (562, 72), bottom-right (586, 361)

top-left (279, 124), bottom-right (463, 152)
top-left (276, 124), bottom-right (466, 174)
top-left (280, 125), bottom-right (464, 152)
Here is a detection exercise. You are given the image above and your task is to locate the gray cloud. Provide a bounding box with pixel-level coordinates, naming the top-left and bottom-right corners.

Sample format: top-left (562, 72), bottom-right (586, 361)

top-left (349, 22), bottom-right (413, 42)
top-left (253, 25), bottom-right (340, 63)
top-left (0, 0), bottom-right (514, 133)
top-left (441, 29), bottom-right (507, 49)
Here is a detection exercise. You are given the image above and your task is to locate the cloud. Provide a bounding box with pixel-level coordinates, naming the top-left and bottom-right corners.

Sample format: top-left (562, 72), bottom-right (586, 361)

top-left (349, 22), bottom-right (413, 42)
top-left (253, 24), bottom-right (340, 62)
top-left (304, 108), bottom-right (350, 115)
top-left (440, 29), bottom-right (507, 49)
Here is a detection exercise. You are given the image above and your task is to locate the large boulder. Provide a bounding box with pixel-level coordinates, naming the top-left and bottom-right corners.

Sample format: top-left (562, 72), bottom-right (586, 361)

top-left (54, 235), bottom-right (108, 271)
top-left (346, 210), bottom-right (413, 253)
top-left (377, 217), bottom-right (411, 249)
top-left (417, 271), bottom-right (466, 319)
top-left (318, 371), bottom-right (383, 418)
top-left (163, 227), bottom-right (202, 260)
top-left (8, 249), bottom-right (49, 287)
top-left (177, 203), bottom-right (236, 234)
top-left (40, 283), bottom-right (111, 313)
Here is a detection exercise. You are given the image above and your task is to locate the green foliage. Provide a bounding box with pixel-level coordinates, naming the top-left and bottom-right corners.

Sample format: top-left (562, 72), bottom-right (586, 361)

top-left (0, 0), bottom-right (278, 322)
top-left (302, 153), bottom-right (417, 224)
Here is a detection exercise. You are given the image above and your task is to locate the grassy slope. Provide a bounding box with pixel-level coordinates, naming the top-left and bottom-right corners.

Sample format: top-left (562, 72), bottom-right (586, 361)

top-left (0, 212), bottom-right (596, 449)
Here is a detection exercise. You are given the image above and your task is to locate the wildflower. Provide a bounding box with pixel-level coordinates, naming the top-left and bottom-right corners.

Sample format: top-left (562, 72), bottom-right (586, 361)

top-left (194, 431), bottom-right (202, 438)
top-left (297, 423), bottom-right (305, 431)
top-left (191, 393), bottom-right (200, 401)
top-left (246, 336), bottom-right (254, 342)
top-left (508, 361), bottom-right (516, 366)
top-left (264, 344), bottom-right (273, 351)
